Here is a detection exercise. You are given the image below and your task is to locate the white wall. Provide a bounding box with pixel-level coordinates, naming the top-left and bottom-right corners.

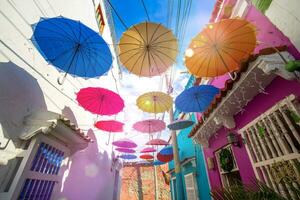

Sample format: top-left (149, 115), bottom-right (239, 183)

top-left (265, 0), bottom-right (300, 51)
top-left (0, 0), bottom-right (120, 199)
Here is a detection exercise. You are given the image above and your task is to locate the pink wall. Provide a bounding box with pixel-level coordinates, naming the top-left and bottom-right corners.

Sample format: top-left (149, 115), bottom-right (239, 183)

top-left (56, 130), bottom-right (118, 200)
top-left (203, 5), bottom-right (300, 189)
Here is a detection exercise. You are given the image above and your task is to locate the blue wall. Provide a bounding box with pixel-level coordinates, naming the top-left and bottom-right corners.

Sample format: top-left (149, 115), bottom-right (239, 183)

top-left (169, 115), bottom-right (211, 200)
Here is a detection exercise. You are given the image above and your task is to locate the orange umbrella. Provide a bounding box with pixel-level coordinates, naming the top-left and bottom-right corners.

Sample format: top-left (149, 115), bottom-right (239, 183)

top-left (118, 22), bottom-right (178, 77)
top-left (185, 18), bottom-right (256, 79)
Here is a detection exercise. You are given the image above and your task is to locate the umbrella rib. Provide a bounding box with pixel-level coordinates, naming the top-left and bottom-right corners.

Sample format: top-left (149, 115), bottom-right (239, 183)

top-left (118, 42), bottom-right (143, 46)
top-left (205, 51), bottom-right (213, 77)
top-left (150, 29), bottom-right (172, 45)
top-left (150, 50), bottom-right (171, 75)
top-left (220, 47), bottom-right (243, 65)
top-left (128, 50), bottom-right (146, 74)
top-left (149, 49), bottom-right (161, 75)
top-left (64, 19), bottom-right (80, 41)
top-left (132, 25), bottom-right (147, 44)
top-left (151, 45), bottom-right (178, 52)
top-left (220, 21), bottom-right (251, 41)
top-left (222, 45), bottom-right (253, 55)
top-left (35, 25), bottom-right (75, 42)
top-left (151, 39), bottom-right (177, 46)
top-left (118, 46), bottom-right (144, 57)
top-left (152, 48), bottom-right (176, 64)
top-left (222, 30), bottom-right (256, 43)
top-left (44, 19), bottom-right (77, 42)
top-left (80, 47), bottom-right (90, 78)
top-left (122, 33), bottom-right (143, 44)
top-left (47, 45), bottom-right (77, 62)
top-left (214, 19), bottom-right (236, 42)
top-left (138, 48), bottom-right (147, 76)
top-left (83, 48), bottom-right (112, 68)
top-left (149, 23), bottom-right (162, 45)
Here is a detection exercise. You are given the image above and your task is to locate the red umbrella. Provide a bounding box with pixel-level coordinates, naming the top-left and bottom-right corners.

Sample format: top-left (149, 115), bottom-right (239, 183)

top-left (157, 153), bottom-right (173, 162)
top-left (140, 147), bottom-right (156, 153)
top-left (115, 148), bottom-right (136, 153)
top-left (76, 87), bottom-right (124, 115)
top-left (146, 139), bottom-right (169, 146)
top-left (140, 154), bottom-right (154, 160)
top-left (112, 139), bottom-right (137, 148)
top-left (133, 119), bottom-right (166, 134)
top-left (94, 120), bottom-right (124, 132)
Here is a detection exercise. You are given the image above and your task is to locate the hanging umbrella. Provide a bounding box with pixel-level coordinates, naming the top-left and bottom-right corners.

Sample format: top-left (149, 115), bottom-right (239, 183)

top-left (119, 154), bottom-right (137, 160)
top-left (157, 153), bottom-right (173, 162)
top-left (94, 120), bottom-right (124, 132)
top-left (159, 146), bottom-right (173, 155)
top-left (137, 92), bottom-right (172, 114)
top-left (185, 18), bottom-right (256, 79)
top-left (140, 147), bottom-right (156, 153)
top-left (112, 139), bottom-right (137, 148)
top-left (146, 139), bottom-right (169, 146)
top-left (153, 160), bottom-right (165, 166)
top-left (76, 87), bottom-right (124, 115)
top-left (167, 119), bottom-right (194, 131)
top-left (133, 119), bottom-right (166, 134)
top-left (175, 85), bottom-right (219, 113)
top-left (115, 148), bottom-right (136, 153)
top-left (31, 16), bottom-right (112, 84)
top-left (140, 154), bottom-right (154, 160)
top-left (94, 120), bottom-right (124, 144)
top-left (118, 22), bottom-right (178, 77)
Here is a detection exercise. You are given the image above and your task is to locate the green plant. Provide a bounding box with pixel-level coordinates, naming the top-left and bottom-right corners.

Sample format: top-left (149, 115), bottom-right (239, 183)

top-left (211, 180), bottom-right (290, 200)
top-left (219, 148), bottom-right (234, 172)
top-left (258, 126), bottom-right (266, 138)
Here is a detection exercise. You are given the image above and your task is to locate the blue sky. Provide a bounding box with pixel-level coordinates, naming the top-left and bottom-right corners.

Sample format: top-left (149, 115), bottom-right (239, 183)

top-left (110, 0), bottom-right (215, 70)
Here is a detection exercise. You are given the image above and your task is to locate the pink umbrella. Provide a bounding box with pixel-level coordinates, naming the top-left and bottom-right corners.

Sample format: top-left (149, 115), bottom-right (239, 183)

top-left (140, 147), bottom-right (156, 153)
top-left (94, 120), bottom-right (124, 144)
top-left (133, 119), bottom-right (166, 134)
top-left (115, 148), bottom-right (136, 153)
top-left (209, 74), bottom-right (230, 89)
top-left (94, 120), bottom-right (124, 132)
top-left (76, 87), bottom-right (124, 115)
top-left (112, 139), bottom-right (137, 148)
top-left (146, 139), bottom-right (169, 146)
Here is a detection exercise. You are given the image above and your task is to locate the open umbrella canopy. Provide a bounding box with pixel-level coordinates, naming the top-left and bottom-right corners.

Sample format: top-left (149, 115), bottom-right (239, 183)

top-left (185, 18), bottom-right (256, 78)
top-left (115, 148), bottom-right (136, 153)
top-left (137, 91), bottom-right (172, 113)
top-left (157, 153), bottom-right (173, 163)
top-left (159, 146), bottom-right (173, 155)
top-left (140, 147), bottom-right (156, 153)
top-left (146, 139), bottom-right (169, 146)
top-left (133, 119), bottom-right (166, 133)
top-left (153, 160), bottom-right (165, 166)
top-left (175, 85), bottom-right (219, 113)
top-left (76, 87), bottom-right (124, 115)
top-left (94, 120), bottom-right (124, 132)
top-left (119, 154), bottom-right (137, 160)
top-left (140, 154), bottom-right (154, 160)
top-left (167, 119), bottom-right (194, 130)
top-left (112, 139), bottom-right (137, 148)
top-left (32, 16), bottom-right (112, 83)
top-left (118, 22), bottom-right (178, 77)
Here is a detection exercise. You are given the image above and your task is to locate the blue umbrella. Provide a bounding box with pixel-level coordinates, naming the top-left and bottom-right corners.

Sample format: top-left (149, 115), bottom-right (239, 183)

top-left (175, 85), bottom-right (219, 113)
top-left (32, 16), bottom-right (112, 84)
top-left (159, 146), bottom-right (173, 155)
top-left (167, 119), bottom-right (194, 131)
top-left (119, 154), bottom-right (137, 160)
top-left (153, 160), bottom-right (165, 166)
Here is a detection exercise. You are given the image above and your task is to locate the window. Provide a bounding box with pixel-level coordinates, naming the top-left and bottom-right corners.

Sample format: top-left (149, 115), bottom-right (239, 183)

top-left (240, 94), bottom-right (300, 200)
top-left (95, 4), bottom-right (105, 34)
top-left (184, 173), bottom-right (198, 200)
top-left (215, 145), bottom-right (242, 187)
top-left (171, 177), bottom-right (176, 200)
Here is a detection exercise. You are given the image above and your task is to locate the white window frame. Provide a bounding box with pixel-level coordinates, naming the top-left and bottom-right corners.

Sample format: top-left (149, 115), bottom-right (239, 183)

top-left (184, 172), bottom-right (199, 200)
top-left (171, 177), bottom-right (176, 200)
top-left (0, 133), bottom-right (70, 200)
top-left (214, 144), bottom-right (240, 187)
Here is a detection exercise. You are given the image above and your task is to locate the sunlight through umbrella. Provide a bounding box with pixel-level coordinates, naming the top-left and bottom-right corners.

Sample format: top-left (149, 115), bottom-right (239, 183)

top-left (185, 18), bottom-right (256, 79)
top-left (133, 119), bottom-right (166, 134)
top-left (136, 91), bottom-right (172, 114)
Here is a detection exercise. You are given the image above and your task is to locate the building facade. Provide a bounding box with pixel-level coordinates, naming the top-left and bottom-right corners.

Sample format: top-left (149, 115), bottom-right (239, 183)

top-left (0, 0), bottom-right (122, 199)
top-left (190, 0), bottom-right (300, 199)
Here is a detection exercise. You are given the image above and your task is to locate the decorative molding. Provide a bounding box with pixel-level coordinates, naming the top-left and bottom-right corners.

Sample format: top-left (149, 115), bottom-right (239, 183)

top-left (214, 115), bottom-right (236, 129)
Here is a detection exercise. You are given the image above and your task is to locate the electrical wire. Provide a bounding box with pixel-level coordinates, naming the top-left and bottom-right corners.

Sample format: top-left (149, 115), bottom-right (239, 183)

top-left (140, 0), bottom-right (150, 21)
top-left (105, 0), bottom-right (129, 30)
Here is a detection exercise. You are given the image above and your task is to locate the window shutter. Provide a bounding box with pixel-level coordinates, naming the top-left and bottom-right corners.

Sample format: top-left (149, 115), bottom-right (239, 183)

top-left (184, 173), bottom-right (197, 200)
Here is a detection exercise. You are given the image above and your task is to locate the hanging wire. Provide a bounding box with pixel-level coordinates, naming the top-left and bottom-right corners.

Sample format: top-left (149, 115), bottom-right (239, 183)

top-left (140, 0), bottom-right (150, 21)
top-left (105, 0), bottom-right (129, 29)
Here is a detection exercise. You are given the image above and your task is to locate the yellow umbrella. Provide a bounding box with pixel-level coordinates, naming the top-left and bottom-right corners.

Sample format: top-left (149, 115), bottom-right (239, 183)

top-left (136, 91), bottom-right (172, 114)
top-left (118, 22), bottom-right (178, 77)
top-left (185, 18), bottom-right (256, 79)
